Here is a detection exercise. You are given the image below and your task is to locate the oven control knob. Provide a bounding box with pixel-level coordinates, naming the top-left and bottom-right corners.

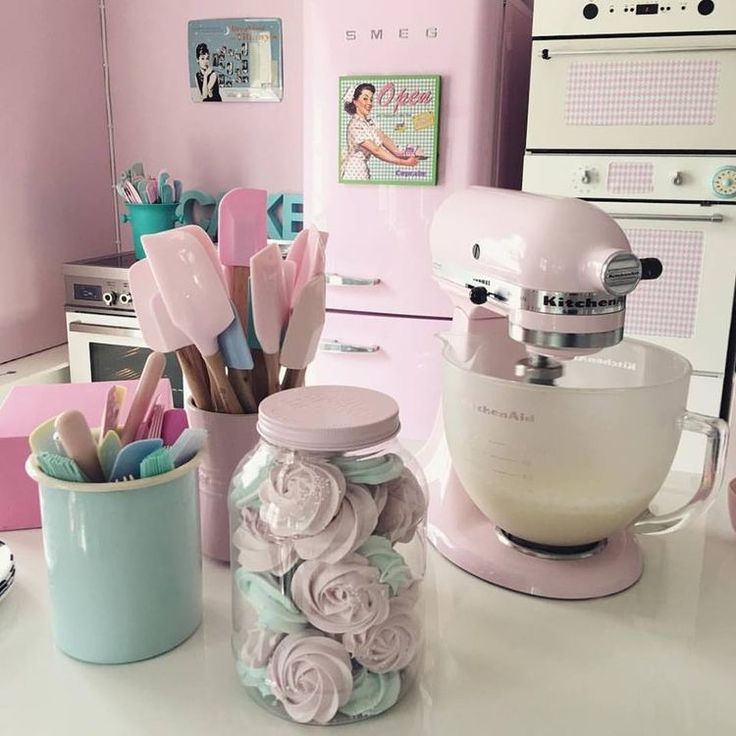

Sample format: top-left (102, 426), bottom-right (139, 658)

top-left (102, 291), bottom-right (118, 306)
top-left (698, 0), bottom-right (715, 16)
top-left (119, 292), bottom-right (132, 306)
top-left (712, 166), bottom-right (736, 199)
top-left (582, 3), bottom-right (599, 19)
top-left (577, 168), bottom-right (595, 185)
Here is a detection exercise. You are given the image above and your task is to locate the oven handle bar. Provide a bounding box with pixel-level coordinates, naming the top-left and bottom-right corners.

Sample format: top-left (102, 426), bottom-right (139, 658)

top-left (609, 212), bottom-right (725, 223)
top-left (540, 46), bottom-right (736, 59)
top-left (68, 322), bottom-right (142, 338)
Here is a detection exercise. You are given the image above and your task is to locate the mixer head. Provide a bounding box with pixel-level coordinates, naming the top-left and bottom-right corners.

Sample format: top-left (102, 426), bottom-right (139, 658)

top-left (430, 187), bottom-right (662, 371)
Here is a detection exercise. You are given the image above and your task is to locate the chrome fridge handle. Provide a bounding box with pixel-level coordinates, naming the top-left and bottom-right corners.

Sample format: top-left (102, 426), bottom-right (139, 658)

top-left (318, 339), bottom-right (380, 354)
top-left (325, 273), bottom-right (381, 287)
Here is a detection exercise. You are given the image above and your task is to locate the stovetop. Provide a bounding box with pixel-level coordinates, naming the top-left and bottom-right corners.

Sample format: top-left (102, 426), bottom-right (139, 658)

top-left (63, 251), bottom-right (137, 312)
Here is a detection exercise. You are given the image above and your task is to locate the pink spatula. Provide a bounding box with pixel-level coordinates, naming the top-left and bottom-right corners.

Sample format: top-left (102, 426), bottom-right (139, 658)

top-left (128, 259), bottom-right (212, 411)
top-left (119, 351), bottom-right (166, 445)
top-left (250, 243), bottom-right (289, 396)
top-left (280, 274), bottom-right (327, 389)
top-left (142, 228), bottom-right (242, 414)
top-left (288, 225), bottom-right (328, 308)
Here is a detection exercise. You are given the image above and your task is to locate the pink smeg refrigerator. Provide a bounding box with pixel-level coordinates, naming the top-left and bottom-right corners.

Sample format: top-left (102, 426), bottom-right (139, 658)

top-left (303, 0), bottom-right (532, 441)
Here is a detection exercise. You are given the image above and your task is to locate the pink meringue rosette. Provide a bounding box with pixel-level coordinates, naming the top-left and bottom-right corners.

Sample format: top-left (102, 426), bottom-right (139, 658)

top-left (342, 590), bottom-right (421, 674)
top-left (294, 483), bottom-right (378, 563)
top-left (239, 628), bottom-right (285, 669)
top-left (234, 507), bottom-right (299, 575)
top-left (259, 459), bottom-right (346, 538)
top-left (375, 469), bottom-right (427, 544)
top-left (267, 631), bottom-right (353, 724)
top-left (291, 554), bottom-right (391, 635)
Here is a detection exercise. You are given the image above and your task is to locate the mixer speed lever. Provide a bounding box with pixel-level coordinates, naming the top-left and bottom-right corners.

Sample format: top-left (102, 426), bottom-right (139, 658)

top-left (640, 258), bottom-right (663, 281)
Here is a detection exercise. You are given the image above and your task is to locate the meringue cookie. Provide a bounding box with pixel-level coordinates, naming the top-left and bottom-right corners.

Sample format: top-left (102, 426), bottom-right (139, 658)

top-left (333, 453), bottom-right (405, 485)
top-left (375, 469), bottom-right (427, 544)
top-left (343, 591), bottom-right (420, 673)
top-left (294, 484), bottom-right (378, 563)
top-left (259, 459), bottom-right (346, 538)
top-left (234, 507), bottom-right (299, 575)
top-left (339, 667), bottom-right (401, 718)
top-left (235, 569), bottom-right (307, 634)
top-left (239, 628), bottom-right (285, 669)
top-left (291, 554), bottom-right (390, 635)
top-left (230, 447), bottom-right (274, 510)
top-left (236, 660), bottom-right (272, 698)
top-left (268, 631), bottom-right (353, 724)
top-left (356, 535), bottom-right (411, 595)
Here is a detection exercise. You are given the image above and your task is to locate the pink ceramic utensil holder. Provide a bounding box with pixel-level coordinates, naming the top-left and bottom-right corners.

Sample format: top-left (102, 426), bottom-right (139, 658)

top-left (186, 400), bottom-right (259, 561)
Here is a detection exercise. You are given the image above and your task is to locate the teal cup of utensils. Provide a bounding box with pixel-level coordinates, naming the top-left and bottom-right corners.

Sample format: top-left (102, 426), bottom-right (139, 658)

top-left (121, 203), bottom-right (179, 260)
top-left (25, 451), bottom-right (203, 664)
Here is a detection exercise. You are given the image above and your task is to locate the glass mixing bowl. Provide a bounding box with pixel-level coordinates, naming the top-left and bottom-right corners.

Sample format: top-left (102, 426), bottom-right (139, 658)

top-left (441, 322), bottom-right (728, 547)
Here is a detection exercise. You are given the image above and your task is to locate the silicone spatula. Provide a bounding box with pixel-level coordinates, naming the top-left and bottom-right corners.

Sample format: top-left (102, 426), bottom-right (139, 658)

top-left (100, 385), bottom-right (126, 439)
top-left (280, 274), bottom-right (327, 389)
top-left (291, 226), bottom-right (328, 308)
top-left (54, 410), bottom-right (105, 482)
top-left (119, 351), bottom-right (166, 445)
top-left (217, 188), bottom-right (267, 328)
top-left (181, 224), bottom-right (256, 412)
top-left (142, 228), bottom-right (242, 413)
top-left (250, 243), bottom-right (289, 396)
top-left (128, 260), bottom-right (212, 411)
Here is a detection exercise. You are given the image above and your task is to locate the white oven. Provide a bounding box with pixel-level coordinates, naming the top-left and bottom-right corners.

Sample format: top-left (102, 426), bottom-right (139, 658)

top-left (63, 253), bottom-right (184, 406)
top-left (527, 1), bottom-right (736, 152)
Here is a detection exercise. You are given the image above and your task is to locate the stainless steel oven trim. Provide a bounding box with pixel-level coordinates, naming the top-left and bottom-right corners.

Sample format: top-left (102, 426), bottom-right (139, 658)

top-left (68, 322), bottom-right (142, 339)
top-left (540, 45), bottom-right (736, 59)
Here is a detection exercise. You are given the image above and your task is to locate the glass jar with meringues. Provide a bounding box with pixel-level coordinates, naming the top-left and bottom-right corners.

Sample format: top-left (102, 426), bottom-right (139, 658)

top-left (228, 385), bottom-right (428, 725)
top-left (128, 188), bottom-right (328, 560)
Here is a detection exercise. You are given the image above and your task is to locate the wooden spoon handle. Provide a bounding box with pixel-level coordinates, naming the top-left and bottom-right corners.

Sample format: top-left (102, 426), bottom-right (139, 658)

top-left (229, 368), bottom-right (258, 413)
top-left (204, 351), bottom-right (243, 414)
top-left (263, 352), bottom-right (281, 397)
top-left (176, 345), bottom-right (212, 411)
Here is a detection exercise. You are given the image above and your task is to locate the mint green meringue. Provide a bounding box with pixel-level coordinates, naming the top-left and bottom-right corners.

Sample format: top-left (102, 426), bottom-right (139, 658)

top-left (235, 569), bottom-right (307, 634)
top-left (356, 536), bottom-right (411, 595)
top-left (236, 660), bottom-right (273, 698)
top-left (340, 667), bottom-right (401, 718)
top-left (333, 453), bottom-right (404, 485)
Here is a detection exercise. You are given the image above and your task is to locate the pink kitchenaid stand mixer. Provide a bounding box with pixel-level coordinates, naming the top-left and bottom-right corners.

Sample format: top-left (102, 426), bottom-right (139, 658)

top-left (424, 187), bottom-right (728, 599)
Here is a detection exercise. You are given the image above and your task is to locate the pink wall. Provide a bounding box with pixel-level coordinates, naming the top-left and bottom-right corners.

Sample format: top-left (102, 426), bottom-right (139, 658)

top-left (106, 0), bottom-right (304, 251)
top-left (0, 0), bottom-right (115, 364)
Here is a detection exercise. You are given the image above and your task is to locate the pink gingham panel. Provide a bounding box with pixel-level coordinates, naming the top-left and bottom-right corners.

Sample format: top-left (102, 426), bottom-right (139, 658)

top-left (607, 162), bottom-right (655, 194)
top-left (566, 60), bottom-right (720, 127)
top-left (624, 229), bottom-right (703, 339)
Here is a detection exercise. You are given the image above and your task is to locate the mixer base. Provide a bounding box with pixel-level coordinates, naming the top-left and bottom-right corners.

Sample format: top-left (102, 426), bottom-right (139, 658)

top-left (427, 468), bottom-right (644, 600)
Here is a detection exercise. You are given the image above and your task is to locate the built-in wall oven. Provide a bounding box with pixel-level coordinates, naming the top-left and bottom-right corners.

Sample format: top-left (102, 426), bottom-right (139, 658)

top-left (523, 0), bottom-right (736, 472)
top-left (63, 253), bottom-right (184, 406)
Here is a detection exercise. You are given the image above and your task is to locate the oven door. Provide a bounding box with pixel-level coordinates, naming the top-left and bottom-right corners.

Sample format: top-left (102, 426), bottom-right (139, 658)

top-left (527, 34), bottom-right (736, 152)
top-left (65, 310), bottom-right (184, 407)
top-left (595, 202), bottom-right (736, 381)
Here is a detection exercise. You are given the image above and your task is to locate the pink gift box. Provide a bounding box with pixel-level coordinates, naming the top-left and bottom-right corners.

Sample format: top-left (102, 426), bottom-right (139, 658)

top-left (0, 380), bottom-right (172, 531)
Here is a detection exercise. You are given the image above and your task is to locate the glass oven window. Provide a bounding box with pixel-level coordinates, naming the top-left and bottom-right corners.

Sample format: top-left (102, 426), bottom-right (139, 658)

top-left (89, 344), bottom-right (184, 407)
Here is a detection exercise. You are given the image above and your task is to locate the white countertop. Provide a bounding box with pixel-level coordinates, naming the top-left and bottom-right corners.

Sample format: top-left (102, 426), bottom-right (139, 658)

top-left (2, 480), bottom-right (736, 736)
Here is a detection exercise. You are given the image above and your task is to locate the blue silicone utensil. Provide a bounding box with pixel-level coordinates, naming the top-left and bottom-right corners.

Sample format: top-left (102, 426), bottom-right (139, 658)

top-left (108, 438), bottom-right (163, 482)
top-left (168, 429), bottom-right (207, 468)
top-left (219, 305), bottom-right (254, 370)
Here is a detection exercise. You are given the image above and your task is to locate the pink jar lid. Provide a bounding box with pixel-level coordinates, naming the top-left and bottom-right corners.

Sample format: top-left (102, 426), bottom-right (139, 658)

top-left (256, 385), bottom-right (401, 452)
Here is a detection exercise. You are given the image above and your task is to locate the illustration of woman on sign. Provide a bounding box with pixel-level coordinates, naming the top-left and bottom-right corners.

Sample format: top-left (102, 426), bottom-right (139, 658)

top-left (195, 42), bottom-right (222, 102)
top-left (341, 83), bottom-right (419, 181)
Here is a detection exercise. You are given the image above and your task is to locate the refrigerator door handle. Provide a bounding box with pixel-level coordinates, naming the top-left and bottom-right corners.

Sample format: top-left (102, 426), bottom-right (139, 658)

top-left (540, 46), bottom-right (736, 60)
top-left (318, 339), bottom-right (381, 354)
top-left (609, 212), bottom-right (725, 223)
top-left (325, 273), bottom-right (381, 287)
